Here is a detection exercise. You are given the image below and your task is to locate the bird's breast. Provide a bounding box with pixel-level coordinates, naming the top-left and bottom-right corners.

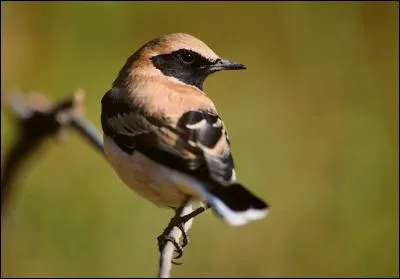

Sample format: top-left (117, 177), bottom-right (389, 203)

top-left (129, 74), bottom-right (217, 119)
top-left (103, 135), bottom-right (204, 207)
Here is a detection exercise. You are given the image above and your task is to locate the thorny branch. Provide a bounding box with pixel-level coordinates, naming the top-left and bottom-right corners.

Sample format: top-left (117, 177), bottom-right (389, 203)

top-left (1, 90), bottom-right (201, 278)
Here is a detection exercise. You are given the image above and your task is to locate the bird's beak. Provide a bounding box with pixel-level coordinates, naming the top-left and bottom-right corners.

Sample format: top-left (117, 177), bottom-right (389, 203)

top-left (209, 59), bottom-right (246, 71)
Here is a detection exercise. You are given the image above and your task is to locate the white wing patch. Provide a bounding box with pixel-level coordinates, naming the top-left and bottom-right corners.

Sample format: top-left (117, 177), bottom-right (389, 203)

top-left (186, 119), bottom-right (207, 129)
top-left (182, 110), bottom-right (236, 185)
top-left (212, 118), bottom-right (223, 128)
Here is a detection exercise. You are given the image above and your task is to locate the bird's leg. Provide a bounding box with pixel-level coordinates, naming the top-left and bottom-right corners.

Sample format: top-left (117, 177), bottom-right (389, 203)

top-left (168, 203), bottom-right (211, 264)
top-left (180, 202), bottom-right (211, 225)
top-left (157, 196), bottom-right (191, 263)
top-left (158, 199), bottom-right (212, 264)
top-left (175, 202), bottom-right (211, 250)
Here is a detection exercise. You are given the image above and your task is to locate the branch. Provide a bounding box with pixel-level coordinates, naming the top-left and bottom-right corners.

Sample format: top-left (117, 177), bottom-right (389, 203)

top-left (1, 89), bottom-right (104, 214)
top-left (1, 90), bottom-right (202, 277)
top-left (158, 202), bottom-right (194, 278)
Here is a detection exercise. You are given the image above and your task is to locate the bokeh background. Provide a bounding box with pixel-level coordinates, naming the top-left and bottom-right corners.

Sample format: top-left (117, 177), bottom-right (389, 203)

top-left (1, 1), bottom-right (398, 278)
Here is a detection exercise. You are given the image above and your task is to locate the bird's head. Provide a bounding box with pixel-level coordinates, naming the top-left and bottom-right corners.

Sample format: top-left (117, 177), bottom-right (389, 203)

top-left (113, 33), bottom-right (246, 91)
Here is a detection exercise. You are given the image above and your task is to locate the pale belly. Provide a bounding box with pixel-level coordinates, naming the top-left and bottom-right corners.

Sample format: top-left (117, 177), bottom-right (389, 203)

top-left (103, 135), bottom-right (205, 208)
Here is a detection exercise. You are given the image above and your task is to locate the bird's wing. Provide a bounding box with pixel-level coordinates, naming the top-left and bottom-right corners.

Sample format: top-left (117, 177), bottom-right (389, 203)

top-left (101, 88), bottom-right (268, 226)
top-left (101, 88), bottom-right (236, 186)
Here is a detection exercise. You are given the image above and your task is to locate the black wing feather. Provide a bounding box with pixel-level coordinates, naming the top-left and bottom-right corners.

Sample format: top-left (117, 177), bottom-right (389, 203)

top-left (101, 88), bottom-right (269, 223)
top-left (101, 88), bottom-right (235, 185)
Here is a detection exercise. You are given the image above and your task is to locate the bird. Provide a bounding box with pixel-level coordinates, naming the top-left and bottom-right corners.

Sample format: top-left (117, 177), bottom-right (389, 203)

top-left (100, 33), bottom-right (269, 232)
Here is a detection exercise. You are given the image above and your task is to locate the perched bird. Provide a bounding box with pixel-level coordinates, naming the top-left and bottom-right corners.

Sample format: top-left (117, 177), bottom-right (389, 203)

top-left (101, 33), bottom-right (268, 227)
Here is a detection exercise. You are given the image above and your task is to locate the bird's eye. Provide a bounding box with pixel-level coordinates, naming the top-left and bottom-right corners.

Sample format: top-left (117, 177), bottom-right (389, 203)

top-left (178, 51), bottom-right (195, 64)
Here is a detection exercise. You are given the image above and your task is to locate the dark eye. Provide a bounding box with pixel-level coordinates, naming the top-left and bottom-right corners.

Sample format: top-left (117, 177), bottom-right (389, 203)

top-left (178, 51), bottom-right (195, 64)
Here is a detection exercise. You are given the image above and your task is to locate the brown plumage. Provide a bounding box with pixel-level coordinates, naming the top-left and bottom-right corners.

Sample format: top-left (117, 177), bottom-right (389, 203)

top-left (101, 33), bottom-right (268, 226)
top-left (114, 34), bottom-right (218, 118)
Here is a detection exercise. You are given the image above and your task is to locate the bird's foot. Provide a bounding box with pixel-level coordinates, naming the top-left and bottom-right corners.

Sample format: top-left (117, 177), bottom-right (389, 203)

top-left (157, 201), bottom-right (211, 265)
top-left (157, 215), bottom-right (190, 265)
top-left (157, 233), bottom-right (184, 265)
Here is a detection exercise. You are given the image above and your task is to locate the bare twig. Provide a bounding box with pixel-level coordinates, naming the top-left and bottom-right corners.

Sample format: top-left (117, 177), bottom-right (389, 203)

top-left (157, 202), bottom-right (210, 278)
top-left (1, 89), bottom-right (93, 214)
top-left (1, 90), bottom-right (206, 277)
top-left (158, 202), bottom-right (194, 278)
top-left (69, 116), bottom-right (104, 153)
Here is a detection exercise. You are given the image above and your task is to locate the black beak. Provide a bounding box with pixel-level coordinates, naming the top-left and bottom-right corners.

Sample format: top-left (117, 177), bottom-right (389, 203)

top-left (209, 59), bottom-right (246, 71)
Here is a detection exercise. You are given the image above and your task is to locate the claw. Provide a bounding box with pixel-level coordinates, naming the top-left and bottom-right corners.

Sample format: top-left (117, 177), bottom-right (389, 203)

top-left (157, 200), bottom-right (211, 265)
top-left (182, 234), bottom-right (189, 248)
top-left (175, 221), bottom-right (189, 248)
top-left (172, 259), bottom-right (182, 265)
top-left (174, 252), bottom-right (183, 260)
top-left (158, 234), bottom-right (183, 258)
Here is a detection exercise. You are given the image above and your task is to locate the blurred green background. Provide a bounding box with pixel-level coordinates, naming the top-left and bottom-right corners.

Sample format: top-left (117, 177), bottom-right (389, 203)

top-left (1, 1), bottom-right (398, 278)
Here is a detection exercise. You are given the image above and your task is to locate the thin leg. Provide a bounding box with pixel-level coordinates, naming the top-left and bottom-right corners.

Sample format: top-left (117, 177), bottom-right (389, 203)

top-left (158, 200), bottom-right (212, 264)
top-left (157, 196), bottom-right (191, 262)
top-left (180, 203), bottom-right (211, 225)
top-left (157, 234), bottom-right (182, 255)
top-left (178, 202), bottom-right (211, 250)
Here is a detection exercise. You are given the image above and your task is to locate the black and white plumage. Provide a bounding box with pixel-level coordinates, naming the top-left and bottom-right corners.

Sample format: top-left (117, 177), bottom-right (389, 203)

top-left (101, 33), bottom-right (268, 226)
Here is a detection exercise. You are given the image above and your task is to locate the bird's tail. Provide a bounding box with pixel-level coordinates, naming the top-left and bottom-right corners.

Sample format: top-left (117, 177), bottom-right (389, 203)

top-left (205, 183), bottom-right (269, 226)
